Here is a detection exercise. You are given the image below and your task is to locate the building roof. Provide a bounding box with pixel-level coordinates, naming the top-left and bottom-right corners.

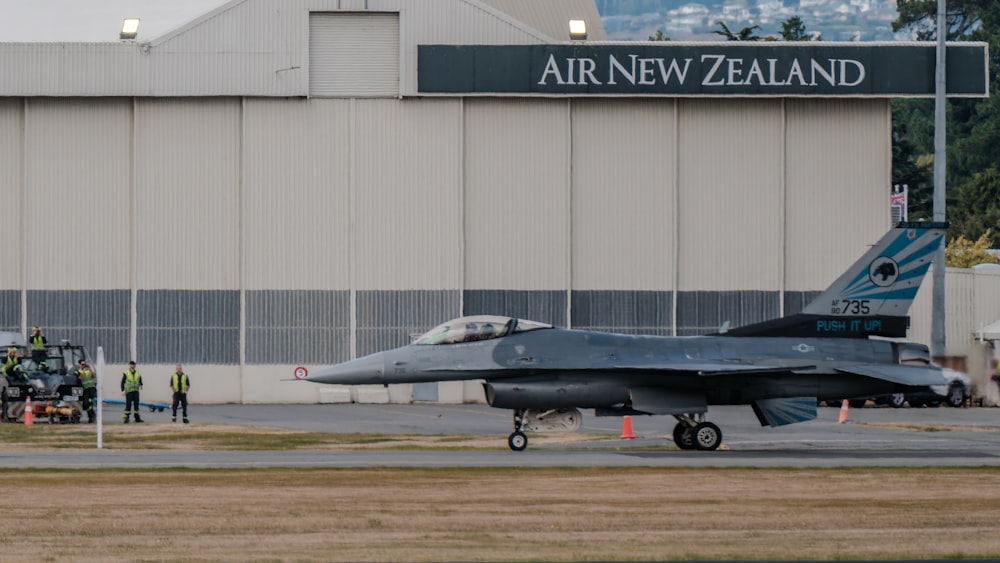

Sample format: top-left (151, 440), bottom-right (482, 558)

top-left (479, 0), bottom-right (606, 41)
top-left (0, 0), bottom-right (607, 97)
top-left (0, 0), bottom-right (604, 44)
top-left (0, 0), bottom-right (229, 42)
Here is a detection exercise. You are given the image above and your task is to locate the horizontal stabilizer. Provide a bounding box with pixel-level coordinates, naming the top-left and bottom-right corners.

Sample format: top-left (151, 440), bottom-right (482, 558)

top-left (836, 364), bottom-right (947, 386)
top-left (752, 397), bottom-right (818, 427)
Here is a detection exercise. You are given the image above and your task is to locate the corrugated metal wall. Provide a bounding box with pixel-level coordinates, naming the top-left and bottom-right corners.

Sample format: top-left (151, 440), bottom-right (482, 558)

top-left (910, 268), bottom-right (1000, 357)
top-left (0, 99), bottom-right (22, 317)
top-left (677, 99), bottom-right (785, 292)
top-left (134, 98), bottom-right (241, 290)
top-left (355, 99), bottom-right (463, 290)
top-left (3, 90), bottom-right (994, 399)
top-left (464, 99), bottom-right (570, 291)
top-left (0, 1), bottom-right (992, 403)
top-left (243, 98), bottom-right (352, 291)
top-left (570, 99), bottom-right (676, 291)
top-left (785, 99), bottom-right (890, 293)
top-left (24, 98), bottom-right (131, 289)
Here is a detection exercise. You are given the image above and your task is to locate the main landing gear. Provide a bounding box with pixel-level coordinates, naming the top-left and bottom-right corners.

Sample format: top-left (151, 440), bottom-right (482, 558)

top-left (508, 409), bottom-right (528, 451)
top-left (672, 413), bottom-right (722, 451)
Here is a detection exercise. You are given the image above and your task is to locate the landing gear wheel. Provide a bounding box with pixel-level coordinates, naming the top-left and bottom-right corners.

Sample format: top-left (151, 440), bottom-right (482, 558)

top-left (672, 422), bottom-right (696, 450)
top-left (887, 393), bottom-right (906, 408)
top-left (693, 422), bottom-right (722, 451)
top-left (945, 386), bottom-right (966, 408)
top-left (508, 431), bottom-right (527, 451)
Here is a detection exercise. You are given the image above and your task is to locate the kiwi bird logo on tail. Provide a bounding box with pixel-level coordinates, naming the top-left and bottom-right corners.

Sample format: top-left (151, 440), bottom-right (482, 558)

top-left (868, 257), bottom-right (899, 286)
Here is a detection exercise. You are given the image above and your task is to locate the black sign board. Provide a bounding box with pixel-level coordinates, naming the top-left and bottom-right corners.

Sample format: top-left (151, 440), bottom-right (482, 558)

top-left (418, 43), bottom-right (988, 97)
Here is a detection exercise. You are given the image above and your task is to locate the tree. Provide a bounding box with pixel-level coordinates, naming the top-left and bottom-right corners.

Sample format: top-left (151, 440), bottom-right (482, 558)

top-left (892, 1), bottom-right (1000, 245)
top-left (892, 0), bottom-right (990, 40)
top-left (953, 167), bottom-right (1000, 246)
top-left (945, 230), bottom-right (1000, 267)
top-left (713, 21), bottom-right (761, 41)
top-left (779, 16), bottom-right (810, 41)
top-left (891, 99), bottom-right (935, 220)
top-left (647, 29), bottom-right (669, 41)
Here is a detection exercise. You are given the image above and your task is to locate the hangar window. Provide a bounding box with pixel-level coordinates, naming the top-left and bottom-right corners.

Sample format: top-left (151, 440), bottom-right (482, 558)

top-left (309, 12), bottom-right (399, 98)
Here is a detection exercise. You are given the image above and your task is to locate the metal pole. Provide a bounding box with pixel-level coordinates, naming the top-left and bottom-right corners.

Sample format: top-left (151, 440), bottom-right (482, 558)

top-left (931, 0), bottom-right (947, 358)
top-left (97, 346), bottom-right (104, 449)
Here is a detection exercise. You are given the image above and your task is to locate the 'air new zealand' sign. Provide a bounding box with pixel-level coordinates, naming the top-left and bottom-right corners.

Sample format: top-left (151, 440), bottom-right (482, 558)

top-left (417, 43), bottom-right (988, 97)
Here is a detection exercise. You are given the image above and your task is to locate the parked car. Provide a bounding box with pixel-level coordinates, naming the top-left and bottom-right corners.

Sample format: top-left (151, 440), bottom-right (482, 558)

top-left (870, 368), bottom-right (970, 408)
top-left (826, 368), bottom-right (970, 409)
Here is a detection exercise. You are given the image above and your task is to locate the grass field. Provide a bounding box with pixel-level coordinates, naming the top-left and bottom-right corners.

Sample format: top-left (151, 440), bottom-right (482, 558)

top-left (2, 424), bottom-right (1000, 562)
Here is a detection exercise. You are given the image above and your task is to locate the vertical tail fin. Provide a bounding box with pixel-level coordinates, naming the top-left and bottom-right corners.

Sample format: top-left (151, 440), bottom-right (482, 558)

top-left (725, 222), bottom-right (946, 338)
top-left (801, 222), bottom-right (945, 319)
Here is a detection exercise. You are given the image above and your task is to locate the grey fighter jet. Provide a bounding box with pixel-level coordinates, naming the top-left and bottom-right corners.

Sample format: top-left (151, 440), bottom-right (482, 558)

top-left (299, 223), bottom-right (949, 451)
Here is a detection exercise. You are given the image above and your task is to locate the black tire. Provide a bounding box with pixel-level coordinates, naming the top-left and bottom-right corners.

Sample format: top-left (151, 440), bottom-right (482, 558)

top-left (693, 422), bottom-right (722, 451)
top-left (507, 431), bottom-right (527, 451)
top-left (848, 399), bottom-right (867, 409)
top-left (672, 422), bottom-right (695, 450)
top-left (945, 386), bottom-right (966, 408)
top-left (887, 393), bottom-right (906, 408)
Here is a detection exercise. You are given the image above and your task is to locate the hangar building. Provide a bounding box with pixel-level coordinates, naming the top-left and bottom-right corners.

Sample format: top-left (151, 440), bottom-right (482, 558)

top-left (0, 0), bottom-right (993, 404)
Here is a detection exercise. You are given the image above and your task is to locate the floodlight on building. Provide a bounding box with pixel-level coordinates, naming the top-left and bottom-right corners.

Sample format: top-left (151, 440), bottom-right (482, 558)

top-left (120, 18), bottom-right (140, 41)
top-left (568, 19), bottom-right (587, 41)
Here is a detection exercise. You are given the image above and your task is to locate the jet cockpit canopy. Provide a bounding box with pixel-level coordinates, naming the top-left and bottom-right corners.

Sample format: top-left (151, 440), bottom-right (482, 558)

top-left (414, 315), bottom-right (552, 345)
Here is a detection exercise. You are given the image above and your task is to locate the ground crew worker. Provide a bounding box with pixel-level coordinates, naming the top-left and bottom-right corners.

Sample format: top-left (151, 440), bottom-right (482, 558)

top-left (170, 364), bottom-right (191, 424)
top-left (29, 326), bottom-right (47, 363)
top-left (2, 347), bottom-right (21, 379)
top-left (0, 347), bottom-right (15, 422)
top-left (75, 360), bottom-right (97, 423)
top-left (120, 360), bottom-right (143, 423)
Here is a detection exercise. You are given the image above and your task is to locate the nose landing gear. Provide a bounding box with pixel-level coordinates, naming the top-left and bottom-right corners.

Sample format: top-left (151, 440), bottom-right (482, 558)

top-left (508, 409), bottom-right (528, 451)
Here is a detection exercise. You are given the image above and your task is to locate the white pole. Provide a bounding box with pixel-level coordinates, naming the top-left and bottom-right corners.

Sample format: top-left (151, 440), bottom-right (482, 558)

top-left (96, 346), bottom-right (104, 449)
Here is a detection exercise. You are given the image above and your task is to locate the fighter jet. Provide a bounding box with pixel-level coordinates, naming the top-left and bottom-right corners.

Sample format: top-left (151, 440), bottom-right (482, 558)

top-left (299, 222), bottom-right (949, 451)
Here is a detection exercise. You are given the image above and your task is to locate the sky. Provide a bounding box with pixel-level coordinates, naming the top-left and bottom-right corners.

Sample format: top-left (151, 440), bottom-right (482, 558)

top-left (0, 0), bottom-right (230, 42)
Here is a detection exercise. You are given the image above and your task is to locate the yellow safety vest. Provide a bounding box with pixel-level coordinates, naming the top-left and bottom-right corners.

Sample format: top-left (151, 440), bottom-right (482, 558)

top-left (171, 372), bottom-right (189, 394)
top-left (123, 369), bottom-right (142, 393)
top-left (78, 368), bottom-right (96, 389)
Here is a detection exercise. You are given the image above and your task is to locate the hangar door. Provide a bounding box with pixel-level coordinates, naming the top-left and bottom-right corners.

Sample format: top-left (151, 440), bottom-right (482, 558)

top-left (309, 12), bottom-right (400, 97)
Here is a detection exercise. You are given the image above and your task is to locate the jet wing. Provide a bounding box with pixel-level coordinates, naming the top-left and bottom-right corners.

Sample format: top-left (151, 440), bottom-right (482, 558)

top-left (429, 361), bottom-right (815, 376)
top-left (610, 362), bottom-right (816, 376)
top-left (835, 364), bottom-right (948, 386)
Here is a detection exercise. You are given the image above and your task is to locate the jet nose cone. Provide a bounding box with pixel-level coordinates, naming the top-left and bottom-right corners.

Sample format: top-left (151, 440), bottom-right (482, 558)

top-left (308, 353), bottom-right (385, 385)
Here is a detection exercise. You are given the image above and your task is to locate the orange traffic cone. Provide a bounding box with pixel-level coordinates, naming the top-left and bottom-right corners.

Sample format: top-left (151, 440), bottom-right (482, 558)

top-left (620, 415), bottom-right (636, 439)
top-left (837, 399), bottom-right (850, 424)
top-left (24, 395), bottom-right (33, 426)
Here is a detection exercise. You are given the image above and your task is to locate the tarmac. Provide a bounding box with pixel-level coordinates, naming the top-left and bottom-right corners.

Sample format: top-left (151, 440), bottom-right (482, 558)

top-left (3, 401), bottom-right (1000, 469)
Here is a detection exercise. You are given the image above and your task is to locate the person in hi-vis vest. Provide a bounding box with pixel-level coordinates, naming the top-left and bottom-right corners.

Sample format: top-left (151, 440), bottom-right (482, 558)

top-left (170, 364), bottom-right (191, 424)
top-left (120, 361), bottom-right (143, 423)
